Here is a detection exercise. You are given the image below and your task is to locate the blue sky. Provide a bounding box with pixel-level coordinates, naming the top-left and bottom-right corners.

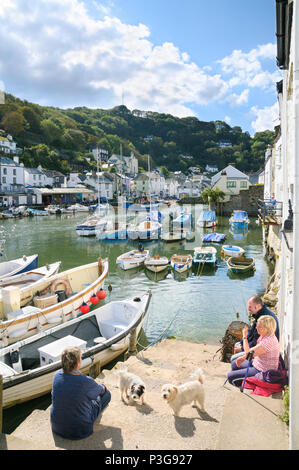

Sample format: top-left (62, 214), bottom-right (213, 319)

top-left (0, 0), bottom-right (281, 134)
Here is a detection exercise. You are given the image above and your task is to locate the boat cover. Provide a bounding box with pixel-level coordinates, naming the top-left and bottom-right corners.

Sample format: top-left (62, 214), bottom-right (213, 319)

top-left (202, 233), bottom-right (226, 243)
top-left (198, 211), bottom-right (217, 222)
top-left (231, 211), bottom-right (248, 220)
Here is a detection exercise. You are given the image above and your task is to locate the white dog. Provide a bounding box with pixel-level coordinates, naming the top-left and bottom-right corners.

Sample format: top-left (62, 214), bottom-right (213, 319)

top-left (115, 368), bottom-right (146, 405)
top-left (161, 368), bottom-right (205, 416)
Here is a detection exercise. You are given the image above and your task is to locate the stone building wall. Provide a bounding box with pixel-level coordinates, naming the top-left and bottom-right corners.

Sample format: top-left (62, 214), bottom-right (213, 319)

top-left (220, 184), bottom-right (264, 216)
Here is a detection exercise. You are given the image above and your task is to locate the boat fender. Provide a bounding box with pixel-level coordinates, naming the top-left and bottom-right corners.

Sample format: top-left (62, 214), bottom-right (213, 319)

top-left (51, 278), bottom-right (71, 297)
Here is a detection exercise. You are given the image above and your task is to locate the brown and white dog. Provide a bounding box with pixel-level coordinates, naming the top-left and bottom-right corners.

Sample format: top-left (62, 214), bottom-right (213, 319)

top-left (161, 368), bottom-right (205, 416)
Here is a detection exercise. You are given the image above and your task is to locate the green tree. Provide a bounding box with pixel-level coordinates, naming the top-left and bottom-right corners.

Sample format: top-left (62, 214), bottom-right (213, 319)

top-left (1, 111), bottom-right (25, 135)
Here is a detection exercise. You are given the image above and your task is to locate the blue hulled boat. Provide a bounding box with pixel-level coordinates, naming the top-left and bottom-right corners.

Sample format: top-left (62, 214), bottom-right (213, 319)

top-left (229, 210), bottom-right (249, 229)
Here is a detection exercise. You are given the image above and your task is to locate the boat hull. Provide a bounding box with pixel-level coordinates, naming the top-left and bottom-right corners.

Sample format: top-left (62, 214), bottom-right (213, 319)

top-left (227, 256), bottom-right (255, 273)
top-left (0, 254), bottom-right (38, 280)
top-left (0, 259), bottom-right (109, 346)
top-left (170, 255), bottom-right (193, 273)
top-left (1, 292), bottom-right (151, 408)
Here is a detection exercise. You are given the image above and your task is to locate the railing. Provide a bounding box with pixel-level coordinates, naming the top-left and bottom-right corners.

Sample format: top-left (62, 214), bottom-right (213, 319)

top-left (258, 199), bottom-right (283, 223)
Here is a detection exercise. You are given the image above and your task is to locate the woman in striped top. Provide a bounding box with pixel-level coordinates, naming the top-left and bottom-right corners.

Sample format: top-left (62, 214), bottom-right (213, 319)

top-left (227, 315), bottom-right (280, 386)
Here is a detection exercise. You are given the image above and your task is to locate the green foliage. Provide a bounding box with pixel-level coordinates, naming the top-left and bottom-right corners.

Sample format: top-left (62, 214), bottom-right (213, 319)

top-left (279, 386), bottom-right (289, 425)
top-left (0, 93), bottom-right (275, 174)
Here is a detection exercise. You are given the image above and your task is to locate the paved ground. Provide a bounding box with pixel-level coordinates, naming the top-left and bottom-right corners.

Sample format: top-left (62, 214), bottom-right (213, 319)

top-left (1, 339), bottom-right (289, 450)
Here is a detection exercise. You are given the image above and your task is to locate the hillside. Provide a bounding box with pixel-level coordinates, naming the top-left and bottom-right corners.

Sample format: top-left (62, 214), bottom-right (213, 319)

top-left (0, 93), bottom-right (275, 174)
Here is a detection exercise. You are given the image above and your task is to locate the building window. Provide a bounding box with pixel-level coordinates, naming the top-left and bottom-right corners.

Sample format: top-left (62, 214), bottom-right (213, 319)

top-left (2, 177), bottom-right (6, 184)
top-left (227, 181), bottom-right (236, 188)
top-left (13, 169), bottom-right (16, 176)
top-left (13, 177), bottom-right (16, 184)
top-left (3, 168), bottom-right (7, 175)
top-left (240, 181), bottom-right (247, 188)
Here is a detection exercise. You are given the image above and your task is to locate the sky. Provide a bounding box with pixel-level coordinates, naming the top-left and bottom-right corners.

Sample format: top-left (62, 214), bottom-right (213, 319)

top-left (0, 0), bottom-right (282, 135)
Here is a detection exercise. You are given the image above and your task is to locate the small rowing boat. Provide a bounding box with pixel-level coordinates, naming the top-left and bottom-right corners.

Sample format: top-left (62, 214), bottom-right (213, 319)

top-left (116, 249), bottom-right (149, 270)
top-left (170, 254), bottom-right (193, 273)
top-left (221, 245), bottom-right (245, 257)
top-left (226, 256), bottom-right (255, 274)
top-left (144, 255), bottom-right (169, 273)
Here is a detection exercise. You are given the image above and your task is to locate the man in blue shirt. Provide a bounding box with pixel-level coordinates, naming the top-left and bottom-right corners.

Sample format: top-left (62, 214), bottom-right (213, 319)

top-left (50, 347), bottom-right (111, 440)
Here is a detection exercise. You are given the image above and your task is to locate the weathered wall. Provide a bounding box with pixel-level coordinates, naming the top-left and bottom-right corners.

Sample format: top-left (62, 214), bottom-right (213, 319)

top-left (221, 184), bottom-right (264, 216)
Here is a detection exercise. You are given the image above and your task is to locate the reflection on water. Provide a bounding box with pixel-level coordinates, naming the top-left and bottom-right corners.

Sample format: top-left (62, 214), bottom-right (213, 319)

top-left (0, 207), bottom-right (273, 433)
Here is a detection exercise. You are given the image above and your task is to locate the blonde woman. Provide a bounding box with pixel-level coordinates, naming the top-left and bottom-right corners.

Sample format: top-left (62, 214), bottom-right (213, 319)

top-left (50, 347), bottom-right (111, 440)
top-left (227, 315), bottom-right (280, 386)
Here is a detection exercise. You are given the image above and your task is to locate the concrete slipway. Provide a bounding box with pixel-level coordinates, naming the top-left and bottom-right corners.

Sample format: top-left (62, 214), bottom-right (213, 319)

top-left (0, 340), bottom-right (289, 451)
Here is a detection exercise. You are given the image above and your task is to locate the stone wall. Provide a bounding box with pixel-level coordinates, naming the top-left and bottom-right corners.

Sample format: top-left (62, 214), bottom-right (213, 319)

top-left (220, 184), bottom-right (264, 216)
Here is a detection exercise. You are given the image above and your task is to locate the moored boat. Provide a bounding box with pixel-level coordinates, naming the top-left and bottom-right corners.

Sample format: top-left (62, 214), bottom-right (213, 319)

top-left (170, 254), bottom-right (193, 273)
top-left (226, 256), bottom-right (255, 274)
top-left (193, 246), bottom-right (217, 265)
top-left (116, 250), bottom-right (149, 270)
top-left (144, 255), bottom-right (169, 273)
top-left (0, 291), bottom-right (151, 408)
top-left (197, 210), bottom-right (217, 228)
top-left (229, 210), bottom-right (250, 229)
top-left (0, 254), bottom-right (39, 281)
top-left (221, 245), bottom-right (245, 258)
top-left (76, 217), bottom-right (108, 237)
top-left (0, 258), bottom-right (109, 346)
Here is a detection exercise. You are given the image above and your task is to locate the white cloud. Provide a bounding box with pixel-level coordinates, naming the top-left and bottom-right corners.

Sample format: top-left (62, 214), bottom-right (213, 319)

top-left (219, 43), bottom-right (282, 91)
top-left (251, 102), bottom-right (279, 132)
top-left (225, 89), bottom-right (249, 107)
top-left (224, 116), bottom-right (231, 124)
top-left (0, 0), bottom-right (281, 125)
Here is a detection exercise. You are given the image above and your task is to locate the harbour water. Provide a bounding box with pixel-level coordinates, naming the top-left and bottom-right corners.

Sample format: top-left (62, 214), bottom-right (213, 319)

top-left (1, 204), bottom-right (272, 431)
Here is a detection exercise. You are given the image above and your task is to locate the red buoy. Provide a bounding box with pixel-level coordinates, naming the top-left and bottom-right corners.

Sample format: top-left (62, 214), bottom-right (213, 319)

top-left (80, 302), bottom-right (90, 314)
top-left (90, 294), bottom-right (99, 305)
top-left (97, 289), bottom-right (106, 300)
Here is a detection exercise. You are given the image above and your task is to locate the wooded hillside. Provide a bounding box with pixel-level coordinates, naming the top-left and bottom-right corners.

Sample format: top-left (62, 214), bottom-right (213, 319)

top-left (0, 93), bottom-right (275, 174)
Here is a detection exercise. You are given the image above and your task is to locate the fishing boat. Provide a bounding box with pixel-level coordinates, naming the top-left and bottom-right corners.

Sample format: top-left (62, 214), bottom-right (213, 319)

top-left (0, 291), bottom-right (151, 408)
top-left (0, 254), bottom-right (39, 281)
top-left (226, 256), bottom-right (255, 274)
top-left (0, 258), bottom-right (109, 347)
top-left (197, 210), bottom-right (217, 228)
top-left (160, 230), bottom-right (186, 242)
top-left (76, 217), bottom-right (108, 237)
top-left (144, 255), bottom-right (169, 273)
top-left (0, 261), bottom-right (61, 295)
top-left (66, 203), bottom-right (90, 213)
top-left (193, 246), bottom-right (217, 265)
top-left (170, 254), bottom-right (193, 273)
top-left (202, 233), bottom-right (226, 243)
top-left (229, 210), bottom-right (250, 229)
top-left (221, 245), bottom-right (245, 258)
top-left (44, 205), bottom-right (67, 215)
top-left (116, 249), bottom-right (149, 270)
top-left (27, 208), bottom-right (49, 216)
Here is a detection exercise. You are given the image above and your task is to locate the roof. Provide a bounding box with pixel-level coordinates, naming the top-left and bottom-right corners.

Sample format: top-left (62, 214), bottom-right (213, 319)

top-left (34, 188), bottom-right (94, 195)
top-left (24, 167), bottom-right (44, 175)
top-left (211, 165), bottom-right (249, 186)
top-left (0, 156), bottom-right (19, 166)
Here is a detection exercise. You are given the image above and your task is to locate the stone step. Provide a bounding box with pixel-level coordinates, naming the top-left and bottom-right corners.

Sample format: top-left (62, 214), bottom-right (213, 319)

top-left (216, 385), bottom-right (289, 450)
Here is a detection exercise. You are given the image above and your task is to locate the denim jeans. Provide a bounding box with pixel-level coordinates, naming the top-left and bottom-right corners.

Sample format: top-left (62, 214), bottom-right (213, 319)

top-left (227, 359), bottom-right (260, 386)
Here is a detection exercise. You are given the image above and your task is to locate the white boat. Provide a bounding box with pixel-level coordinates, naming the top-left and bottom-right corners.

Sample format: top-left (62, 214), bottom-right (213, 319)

top-left (0, 291), bottom-right (151, 408)
top-left (66, 203), bottom-right (90, 212)
top-left (27, 208), bottom-right (49, 216)
top-left (76, 217), bottom-right (108, 237)
top-left (44, 205), bottom-right (67, 215)
top-left (0, 254), bottom-right (38, 281)
top-left (170, 254), bottom-right (193, 273)
top-left (173, 210), bottom-right (193, 230)
top-left (197, 210), bottom-right (217, 228)
top-left (221, 245), bottom-right (245, 258)
top-left (0, 261), bottom-right (61, 295)
top-left (97, 220), bottom-right (127, 241)
top-left (0, 258), bottom-right (109, 347)
top-left (193, 246), bottom-right (217, 265)
top-left (144, 255), bottom-right (169, 273)
top-left (116, 249), bottom-right (149, 270)
top-left (133, 218), bottom-right (162, 240)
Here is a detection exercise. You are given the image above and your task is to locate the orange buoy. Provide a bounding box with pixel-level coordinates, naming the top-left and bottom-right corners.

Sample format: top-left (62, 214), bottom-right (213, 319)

top-left (97, 289), bottom-right (106, 300)
top-left (80, 302), bottom-right (90, 314)
top-left (90, 294), bottom-right (99, 305)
